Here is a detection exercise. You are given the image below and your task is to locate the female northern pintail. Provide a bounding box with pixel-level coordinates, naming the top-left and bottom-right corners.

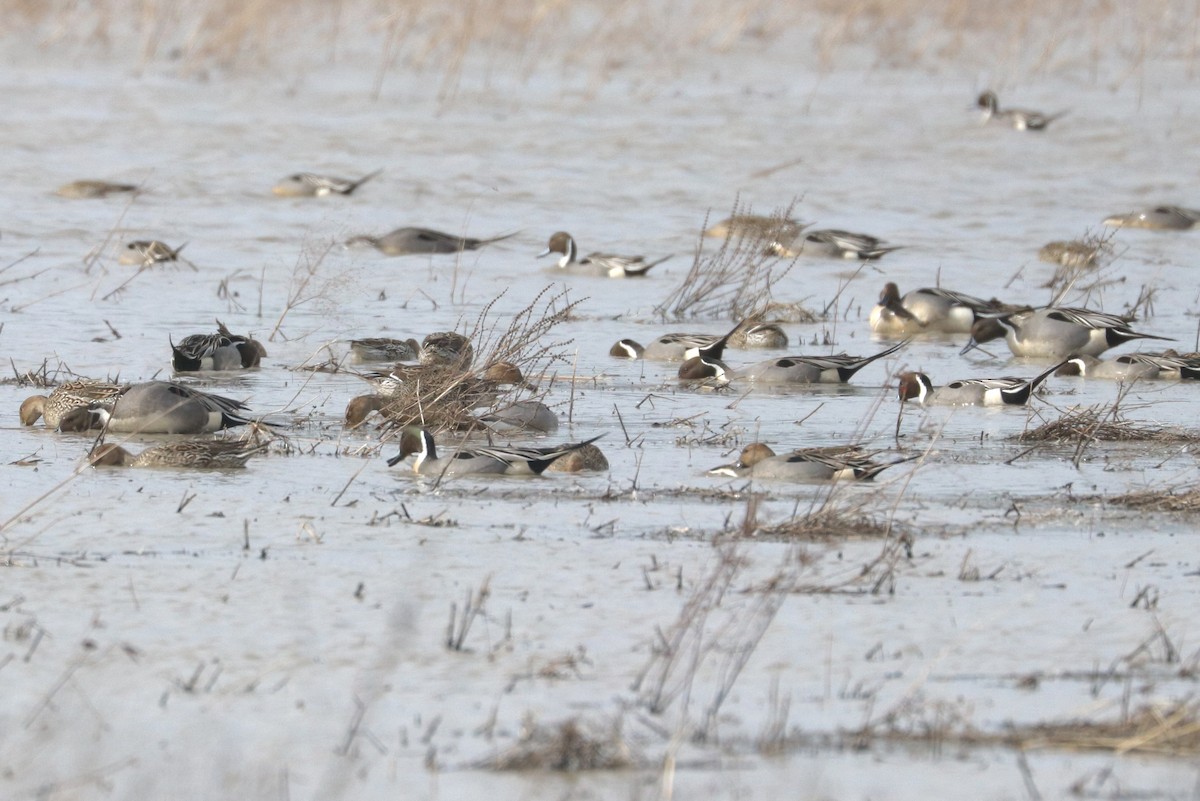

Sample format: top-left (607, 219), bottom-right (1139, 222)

top-left (271, 168), bottom-right (381, 197)
top-left (61, 382), bottom-right (257, 434)
top-left (609, 322), bottom-right (738, 362)
top-left (89, 440), bottom-right (269, 469)
top-left (420, 331), bottom-right (474, 367)
top-left (346, 227), bottom-right (517, 256)
top-left (56, 180), bottom-right (138, 199)
top-left (976, 90), bottom-right (1065, 131)
top-left (771, 229), bottom-right (902, 260)
top-left (364, 361), bottom-right (528, 401)
top-left (1102, 206), bottom-right (1200, 231)
top-left (897, 361), bottom-right (1064, 406)
top-left (707, 443), bottom-right (910, 481)
top-left (20, 380), bottom-right (124, 429)
top-left (962, 308), bottom-right (1171, 359)
top-left (679, 340), bottom-right (908, 385)
top-left (538, 232), bottom-right (670, 278)
top-left (349, 337), bottom-right (421, 363)
top-left (385, 427), bottom-right (601, 476)
top-left (119, 240), bottom-right (187, 267)
top-left (869, 282), bottom-right (1005, 335)
top-left (171, 320), bottom-right (266, 371)
top-left (729, 320), bottom-right (788, 349)
top-left (1038, 240), bottom-right (1103, 269)
top-left (545, 442), bottom-right (609, 472)
top-left (1056, 352), bottom-right (1200, 381)
top-left (703, 215), bottom-right (808, 243)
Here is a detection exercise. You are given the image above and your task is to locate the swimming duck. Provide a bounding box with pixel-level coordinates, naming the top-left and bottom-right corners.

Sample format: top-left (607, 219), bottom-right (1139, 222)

top-left (1038, 240), bottom-right (1103, 269)
top-left (56, 180), bottom-right (139, 199)
top-left (346, 227), bottom-right (517, 256)
top-left (869, 283), bottom-right (1006, 335)
top-left (680, 340), bottom-right (908, 384)
top-left (89, 440), bottom-right (269, 468)
top-left (20, 380), bottom-right (125, 429)
top-left (609, 322), bottom-right (738, 362)
top-left (1102, 206), bottom-right (1200, 231)
top-left (1056, 352), bottom-right (1200, 381)
top-left (538, 232), bottom-right (670, 278)
top-left (420, 331), bottom-right (474, 367)
top-left (67, 382), bottom-right (257, 434)
top-left (976, 91), bottom-right (1065, 131)
top-left (728, 320), bottom-right (788, 349)
top-left (119, 240), bottom-right (187, 267)
top-left (707, 443), bottom-right (910, 481)
top-left (385, 427), bottom-right (601, 476)
top-left (962, 308), bottom-right (1171, 359)
top-left (545, 442), bottom-right (609, 472)
top-left (348, 337), bottom-right (421, 363)
top-left (703, 215), bottom-right (808, 243)
top-left (271, 169), bottom-right (381, 197)
top-left (770, 229), bottom-right (902, 260)
top-left (897, 361), bottom-right (1064, 406)
top-left (171, 321), bottom-right (266, 371)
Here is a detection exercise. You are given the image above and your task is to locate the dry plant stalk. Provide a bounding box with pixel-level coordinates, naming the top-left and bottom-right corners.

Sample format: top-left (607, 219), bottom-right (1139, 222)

top-left (269, 240), bottom-right (337, 342)
top-left (655, 197), bottom-right (801, 322)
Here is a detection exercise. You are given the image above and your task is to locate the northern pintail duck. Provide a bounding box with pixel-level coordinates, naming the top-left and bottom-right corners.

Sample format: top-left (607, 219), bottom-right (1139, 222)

top-left (119, 240), bottom-right (187, 267)
top-left (385, 427), bottom-right (600, 476)
top-left (346, 227), bottom-right (517, 256)
top-left (976, 90), bottom-right (1065, 131)
top-left (89, 440), bottom-right (269, 468)
top-left (1056, 352), bottom-right (1200, 381)
top-left (1038, 240), bottom-right (1103, 270)
top-left (349, 337), bottom-right (421, 363)
top-left (771, 229), bottom-right (902, 260)
top-left (64, 381), bottom-right (257, 434)
top-left (728, 320), bottom-right (788, 349)
top-left (20, 380), bottom-right (124, 429)
top-left (272, 169), bottom-right (381, 197)
top-left (962, 308), bottom-right (1171, 359)
top-left (56, 180), bottom-right (138, 199)
top-left (545, 442), bottom-right (609, 472)
top-left (1102, 206), bottom-right (1200, 231)
top-left (869, 283), bottom-right (1006, 335)
top-left (898, 361), bottom-right (1064, 406)
top-left (420, 331), bottom-right (474, 367)
top-left (680, 340), bottom-right (908, 385)
top-left (538, 232), bottom-right (670, 278)
top-left (707, 443), bottom-right (910, 481)
top-left (704, 215), bottom-right (808, 244)
top-left (609, 323), bottom-right (738, 363)
top-left (477, 399), bottom-right (559, 434)
top-left (171, 321), bottom-right (266, 372)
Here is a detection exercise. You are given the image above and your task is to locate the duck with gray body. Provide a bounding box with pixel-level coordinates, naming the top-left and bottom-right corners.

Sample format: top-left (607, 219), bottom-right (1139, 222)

top-left (1102, 206), bottom-right (1200, 231)
top-left (1057, 352), bottom-right (1200, 381)
top-left (707, 443), bottom-right (911, 481)
top-left (83, 381), bottom-right (256, 434)
top-left (272, 169), bottom-right (381, 197)
top-left (538, 232), bottom-right (670, 278)
top-left (346, 227), bottom-right (517, 256)
top-left (679, 340), bottom-right (908, 385)
top-left (898, 361), bottom-right (1064, 406)
top-left (171, 320), bottom-right (266, 371)
top-left (976, 90), bottom-right (1066, 130)
top-left (386, 427), bottom-right (601, 476)
top-left (869, 282), bottom-right (1004, 335)
top-left (962, 307), bottom-right (1171, 359)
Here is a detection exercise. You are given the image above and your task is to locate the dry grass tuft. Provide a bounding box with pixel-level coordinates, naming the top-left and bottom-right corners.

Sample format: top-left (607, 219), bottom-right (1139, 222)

top-left (1006, 700), bottom-right (1200, 756)
top-left (481, 717), bottom-right (633, 771)
top-left (655, 197), bottom-right (801, 322)
top-left (1107, 486), bottom-right (1200, 513)
top-left (1016, 400), bottom-right (1200, 446)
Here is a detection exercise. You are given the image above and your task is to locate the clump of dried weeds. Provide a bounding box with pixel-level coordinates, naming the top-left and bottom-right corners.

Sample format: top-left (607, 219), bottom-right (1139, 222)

top-left (480, 716), bottom-right (633, 771)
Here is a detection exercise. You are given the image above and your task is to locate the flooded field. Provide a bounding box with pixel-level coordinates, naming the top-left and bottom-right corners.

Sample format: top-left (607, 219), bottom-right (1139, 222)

top-left (3, 2), bottom-right (1200, 798)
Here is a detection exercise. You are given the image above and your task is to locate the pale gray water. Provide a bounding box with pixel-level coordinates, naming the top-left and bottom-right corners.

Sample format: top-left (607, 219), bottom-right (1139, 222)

top-left (3, 6), bottom-right (1200, 799)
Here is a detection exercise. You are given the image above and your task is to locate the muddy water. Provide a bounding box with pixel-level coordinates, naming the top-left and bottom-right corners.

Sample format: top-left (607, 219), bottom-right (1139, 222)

top-left (2, 15), bottom-right (1200, 801)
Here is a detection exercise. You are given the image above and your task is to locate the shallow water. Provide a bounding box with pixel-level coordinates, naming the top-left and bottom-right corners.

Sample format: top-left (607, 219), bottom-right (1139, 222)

top-left (4, 8), bottom-right (1200, 800)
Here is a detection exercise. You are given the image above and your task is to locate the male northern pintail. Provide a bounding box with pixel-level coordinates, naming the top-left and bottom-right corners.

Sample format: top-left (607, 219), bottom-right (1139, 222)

top-left (609, 321), bottom-right (739, 362)
top-left (346, 227), bottom-right (517, 256)
top-left (385, 427), bottom-right (601, 476)
top-left (56, 180), bottom-right (139, 199)
top-left (420, 331), bottom-right (474, 367)
top-left (349, 337), bottom-right (421, 363)
top-left (119, 240), bottom-right (187, 267)
top-left (171, 320), bottom-right (266, 371)
top-left (869, 283), bottom-right (1008, 335)
top-left (60, 382), bottom-right (257, 434)
top-left (962, 308), bottom-right (1171, 359)
top-left (538, 232), bottom-right (670, 278)
top-left (20, 380), bottom-right (124, 429)
top-left (770, 229), bottom-right (902, 260)
top-left (478, 399), bottom-right (559, 434)
top-left (897, 361), bottom-right (1064, 406)
top-left (704, 215), bottom-right (808, 243)
top-left (1102, 206), bottom-right (1200, 231)
top-left (707, 443), bottom-right (911, 481)
top-left (679, 340), bottom-right (908, 384)
top-left (1056, 352), bottom-right (1200, 381)
top-left (272, 169), bottom-right (382, 197)
top-left (545, 442), bottom-right (609, 472)
top-left (1038, 240), bottom-right (1104, 269)
top-left (89, 440), bottom-right (269, 468)
top-left (976, 90), bottom-right (1066, 131)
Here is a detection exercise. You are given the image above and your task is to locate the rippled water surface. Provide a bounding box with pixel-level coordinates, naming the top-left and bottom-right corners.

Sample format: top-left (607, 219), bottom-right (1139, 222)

top-left (4, 10), bottom-right (1200, 800)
